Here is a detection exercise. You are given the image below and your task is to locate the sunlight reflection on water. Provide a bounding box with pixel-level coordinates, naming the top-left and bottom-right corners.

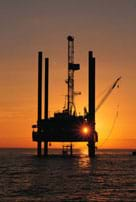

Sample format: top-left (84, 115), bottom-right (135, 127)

top-left (0, 148), bottom-right (135, 202)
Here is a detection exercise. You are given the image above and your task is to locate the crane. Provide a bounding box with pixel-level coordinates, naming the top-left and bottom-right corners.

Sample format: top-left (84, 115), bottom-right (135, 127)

top-left (95, 76), bottom-right (121, 112)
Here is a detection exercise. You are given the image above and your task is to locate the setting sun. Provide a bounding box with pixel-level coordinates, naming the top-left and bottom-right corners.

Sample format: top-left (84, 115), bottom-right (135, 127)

top-left (81, 126), bottom-right (90, 136)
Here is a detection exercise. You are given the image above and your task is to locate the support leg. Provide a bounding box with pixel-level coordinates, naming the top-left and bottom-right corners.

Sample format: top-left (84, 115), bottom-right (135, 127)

top-left (70, 143), bottom-right (73, 156)
top-left (37, 141), bottom-right (42, 157)
top-left (44, 142), bottom-right (48, 156)
top-left (88, 141), bottom-right (95, 158)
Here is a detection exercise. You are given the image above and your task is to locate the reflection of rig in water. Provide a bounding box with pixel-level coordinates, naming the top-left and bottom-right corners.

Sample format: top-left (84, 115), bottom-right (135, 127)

top-left (32, 36), bottom-right (98, 157)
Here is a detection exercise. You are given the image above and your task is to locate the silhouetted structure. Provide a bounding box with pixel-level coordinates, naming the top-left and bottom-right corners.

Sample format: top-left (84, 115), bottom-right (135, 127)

top-left (32, 36), bottom-right (98, 157)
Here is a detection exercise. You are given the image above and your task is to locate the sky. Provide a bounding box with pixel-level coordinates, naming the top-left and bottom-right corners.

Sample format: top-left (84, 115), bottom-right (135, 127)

top-left (0, 0), bottom-right (136, 149)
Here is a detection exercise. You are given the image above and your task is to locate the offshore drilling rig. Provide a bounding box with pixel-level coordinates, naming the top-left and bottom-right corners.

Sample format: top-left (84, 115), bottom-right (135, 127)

top-left (32, 36), bottom-right (98, 157)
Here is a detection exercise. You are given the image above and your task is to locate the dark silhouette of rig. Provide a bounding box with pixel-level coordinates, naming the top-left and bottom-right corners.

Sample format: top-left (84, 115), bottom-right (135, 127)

top-left (32, 36), bottom-right (98, 157)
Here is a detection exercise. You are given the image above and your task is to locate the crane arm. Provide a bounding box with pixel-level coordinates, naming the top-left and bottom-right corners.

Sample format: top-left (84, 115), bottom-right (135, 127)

top-left (95, 76), bottom-right (121, 112)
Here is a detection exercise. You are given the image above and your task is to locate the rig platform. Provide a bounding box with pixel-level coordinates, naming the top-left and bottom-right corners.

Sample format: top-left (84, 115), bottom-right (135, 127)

top-left (32, 36), bottom-right (98, 157)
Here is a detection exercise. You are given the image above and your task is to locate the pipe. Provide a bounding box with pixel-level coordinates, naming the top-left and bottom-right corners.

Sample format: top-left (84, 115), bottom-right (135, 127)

top-left (44, 58), bottom-right (49, 119)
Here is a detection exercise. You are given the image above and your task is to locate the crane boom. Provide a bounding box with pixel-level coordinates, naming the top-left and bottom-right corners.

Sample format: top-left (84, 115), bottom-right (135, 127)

top-left (95, 77), bottom-right (121, 112)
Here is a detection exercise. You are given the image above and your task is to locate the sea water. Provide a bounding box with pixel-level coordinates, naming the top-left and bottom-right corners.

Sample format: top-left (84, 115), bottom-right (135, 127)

top-left (0, 148), bottom-right (135, 202)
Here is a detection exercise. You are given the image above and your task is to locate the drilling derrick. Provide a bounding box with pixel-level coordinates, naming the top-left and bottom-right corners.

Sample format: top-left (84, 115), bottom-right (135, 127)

top-left (67, 36), bottom-right (80, 115)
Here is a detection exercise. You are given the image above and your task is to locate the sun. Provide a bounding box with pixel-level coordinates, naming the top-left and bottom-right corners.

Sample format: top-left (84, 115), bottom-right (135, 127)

top-left (81, 125), bottom-right (91, 136)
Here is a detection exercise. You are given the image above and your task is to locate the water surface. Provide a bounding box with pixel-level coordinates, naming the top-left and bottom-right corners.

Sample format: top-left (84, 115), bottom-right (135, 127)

top-left (0, 149), bottom-right (135, 201)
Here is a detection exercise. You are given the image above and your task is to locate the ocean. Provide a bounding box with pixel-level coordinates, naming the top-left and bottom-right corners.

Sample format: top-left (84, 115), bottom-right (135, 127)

top-left (0, 148), bottom-right (135, 202)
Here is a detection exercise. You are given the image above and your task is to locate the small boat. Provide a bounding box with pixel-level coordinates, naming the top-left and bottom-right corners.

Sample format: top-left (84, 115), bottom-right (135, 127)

top-left (132, 151), bottom-right (136, 155)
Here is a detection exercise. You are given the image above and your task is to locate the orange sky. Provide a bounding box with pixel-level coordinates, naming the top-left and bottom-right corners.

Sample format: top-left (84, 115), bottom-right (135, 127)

top-left (0, 0), bottom-right (136, 149)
